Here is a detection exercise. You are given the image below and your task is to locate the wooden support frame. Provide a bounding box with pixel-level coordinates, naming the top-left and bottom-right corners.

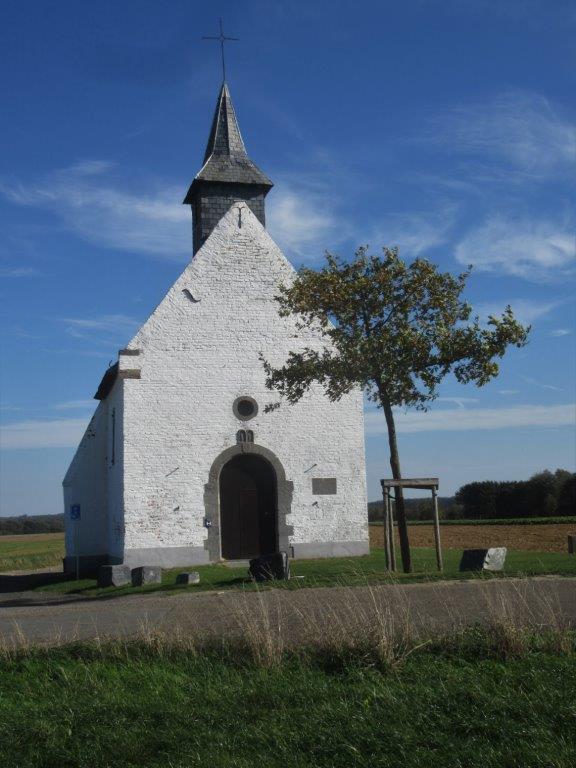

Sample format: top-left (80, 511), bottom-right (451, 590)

top-left (380, 477), bottom-right (443, 572)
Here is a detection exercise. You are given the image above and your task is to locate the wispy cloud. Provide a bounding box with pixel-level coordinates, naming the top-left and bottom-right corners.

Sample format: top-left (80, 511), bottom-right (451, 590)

top-left (0, 266), bottom-right (39, 278)
top-left (423, 91), bottom-right (575, 178)
top-left (520, 375), bottom-right (563, 392)
top-left (455, 215), bottom-right (575, 281)
top-left (0, 417), bottom-right (89, 450)
top-left (59, 313), bottom-right (141, 344)
top-left (267, 184), bottom-right (340, 260)
top-left (499, 389), bottom-right (520, 395)
top-left (365, 403), bottom-right (575, 435)
top-left (52, 400), bottom-right (95, 411)
top-left (367, 204), bottom-right (457, 257)
top-left (436, 397), bottom-right (478, 409)
top-left (550, 328), bottom-right (572, 337)
top-left (473, 298), bottom-right (563, 325)
top-left (1, 160), bottom-right (353, 264)
top-left (1, 161), bottom-right (190, 260)
top-left (266, 159), bottom-right (354, 262)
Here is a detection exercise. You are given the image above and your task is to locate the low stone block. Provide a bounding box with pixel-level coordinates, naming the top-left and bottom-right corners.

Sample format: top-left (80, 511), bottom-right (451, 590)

top-left (131, 566), bottom-right (162, 587)
top-left (175, 571), bottom-right (200, 585)
top-left (459, 548), bottom-right (507, 572)
top-left (568, 535), bottom-right (576, 554)
top-left (97, 565), bottom-right (132, 588)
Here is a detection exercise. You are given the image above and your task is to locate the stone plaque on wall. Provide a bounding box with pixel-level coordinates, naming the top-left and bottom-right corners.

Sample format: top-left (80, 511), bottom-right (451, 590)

top-left (312, 478), bottom-right (337, 495)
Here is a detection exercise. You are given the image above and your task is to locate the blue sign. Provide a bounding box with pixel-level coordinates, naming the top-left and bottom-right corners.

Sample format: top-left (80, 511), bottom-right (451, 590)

top-left (70, 504), bottom-right (81, 520)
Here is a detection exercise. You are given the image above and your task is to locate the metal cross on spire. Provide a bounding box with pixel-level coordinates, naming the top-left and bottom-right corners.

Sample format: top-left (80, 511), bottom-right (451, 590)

top-left (202, 18), bottom-right (239, 82)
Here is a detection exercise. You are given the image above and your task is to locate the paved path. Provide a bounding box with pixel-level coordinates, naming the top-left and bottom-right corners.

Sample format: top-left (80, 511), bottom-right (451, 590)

top-left (0, 576), bottom-right (574, 649)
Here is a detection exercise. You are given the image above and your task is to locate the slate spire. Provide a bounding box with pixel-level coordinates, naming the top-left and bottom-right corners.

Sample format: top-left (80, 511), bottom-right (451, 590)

top-left (184, 82), bottom-right (273, 253)
top-left (202, 82), bottom-right (247, 162)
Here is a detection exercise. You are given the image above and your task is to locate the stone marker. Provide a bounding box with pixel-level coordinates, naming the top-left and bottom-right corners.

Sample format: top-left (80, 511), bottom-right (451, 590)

top-left (131, 566), bottom-right (162, 587)
top-left (459, 548), bottom-right (507, 572)
top-left (483, 547), bottom-right (507, 571)
top-left (568, 535), bottom-right (576, 555)
top-left (249, 551), bottom-right (290, 582)
top-left (175, 571), bottom-right (200, 585)
top-left (97, 565), bottom-right (132, 588)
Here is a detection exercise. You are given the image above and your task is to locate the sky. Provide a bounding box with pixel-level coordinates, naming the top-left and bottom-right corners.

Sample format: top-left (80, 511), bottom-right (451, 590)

top-left (0, 0), bottom-right (575, 515)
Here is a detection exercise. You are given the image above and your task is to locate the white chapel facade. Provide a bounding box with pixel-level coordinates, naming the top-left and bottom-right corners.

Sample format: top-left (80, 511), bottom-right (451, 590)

top-left (63, 82), bottom-right (368, 574)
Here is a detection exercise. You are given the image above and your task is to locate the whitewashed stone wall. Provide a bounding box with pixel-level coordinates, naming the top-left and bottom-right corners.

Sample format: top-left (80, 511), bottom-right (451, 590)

top-left (64, 204), bottom-right (369, 569)
top-left (117, 204), bottom-right (368, 565)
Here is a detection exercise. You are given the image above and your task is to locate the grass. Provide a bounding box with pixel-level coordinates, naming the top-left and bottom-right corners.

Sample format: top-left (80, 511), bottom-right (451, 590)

top-left (0, 533), bottom-right (64, 572)
top-left (2, 530), bottom-right (575, 599)
top-left (0, 636), bottom-right (575, 768)
top-left (35, 546), bottom-right (576, 599)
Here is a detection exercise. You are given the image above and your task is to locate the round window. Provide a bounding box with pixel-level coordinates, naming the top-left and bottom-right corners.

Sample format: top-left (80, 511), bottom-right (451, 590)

top-left (233, 396), bottom-right (258, 421)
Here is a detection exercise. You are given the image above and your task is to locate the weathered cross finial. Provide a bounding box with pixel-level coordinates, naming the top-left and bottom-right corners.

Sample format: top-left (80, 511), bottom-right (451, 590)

top-left (202, 18), bottom-right (239, 83)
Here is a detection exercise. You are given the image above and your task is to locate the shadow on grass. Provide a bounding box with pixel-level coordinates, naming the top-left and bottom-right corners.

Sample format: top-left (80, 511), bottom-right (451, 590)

top-left (0, 571), bottom-right (69, 593)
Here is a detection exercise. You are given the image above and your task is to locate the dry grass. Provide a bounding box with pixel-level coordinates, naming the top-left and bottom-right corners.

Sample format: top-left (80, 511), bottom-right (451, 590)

top-left (2, 574), bottom-right (572, 669)
top-left (0, 532), bottom-right (64, 572)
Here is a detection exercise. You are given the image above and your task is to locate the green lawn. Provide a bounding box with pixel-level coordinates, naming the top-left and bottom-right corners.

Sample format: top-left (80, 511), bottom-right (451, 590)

top-left (37, 546), bottom-right (576, 599)
top-left (0, 643), bottom-right (574, 768)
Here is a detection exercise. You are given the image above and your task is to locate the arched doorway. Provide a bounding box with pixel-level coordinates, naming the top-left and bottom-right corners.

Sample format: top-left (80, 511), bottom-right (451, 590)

top-left (219, 454), bottom-right (278, 560)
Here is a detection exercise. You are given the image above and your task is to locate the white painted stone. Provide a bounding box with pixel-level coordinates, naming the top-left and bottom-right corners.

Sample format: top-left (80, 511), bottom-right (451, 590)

top-left (64, 204), bottom-right (368, 566)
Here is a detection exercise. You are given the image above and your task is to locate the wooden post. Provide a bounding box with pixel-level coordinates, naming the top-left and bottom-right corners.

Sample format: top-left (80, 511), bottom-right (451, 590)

top-left (382, 482), bottom-right (391, 570)
top-left (389, 490), bottom-right (397, 572)
top-left (432, 487), bottom-right (443, 571)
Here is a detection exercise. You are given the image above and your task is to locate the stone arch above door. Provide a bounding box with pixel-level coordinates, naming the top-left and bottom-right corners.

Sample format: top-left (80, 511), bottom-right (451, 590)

top-left (203, 444), bottom-right (294, 561)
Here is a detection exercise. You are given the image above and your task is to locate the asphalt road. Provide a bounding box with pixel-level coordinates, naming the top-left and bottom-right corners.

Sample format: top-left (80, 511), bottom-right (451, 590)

top-left (0, 576), bottom-right (574, 649)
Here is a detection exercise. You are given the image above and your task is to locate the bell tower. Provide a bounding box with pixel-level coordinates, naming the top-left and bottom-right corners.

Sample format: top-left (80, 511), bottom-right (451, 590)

top-left (183, 83), bottom-right (273, 253)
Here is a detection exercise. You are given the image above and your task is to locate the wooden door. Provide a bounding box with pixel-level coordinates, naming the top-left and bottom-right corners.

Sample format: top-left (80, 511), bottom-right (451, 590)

top-left (219, 455), bottom-right (277, 560)
top-left (238, 489), bottom-right (259, 558)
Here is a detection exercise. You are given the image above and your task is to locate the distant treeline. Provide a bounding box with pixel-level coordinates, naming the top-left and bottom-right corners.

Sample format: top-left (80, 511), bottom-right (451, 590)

top-left (368, 497), bottom-right (463, 522)
top-left (368, 469), bottom-right (575, 522)
top-left (0, 514), bottom-right (65, 536)
top-left (455, 470), bottom-right (575, 520)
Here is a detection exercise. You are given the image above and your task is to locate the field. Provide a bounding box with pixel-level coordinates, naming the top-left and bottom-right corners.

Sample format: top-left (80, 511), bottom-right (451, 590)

top-left (0, 639), bottom-right (575, 768)
top-left (0, 533), bottom-right (65, 572)
top-left (369, 521), bottom-right (576, 553)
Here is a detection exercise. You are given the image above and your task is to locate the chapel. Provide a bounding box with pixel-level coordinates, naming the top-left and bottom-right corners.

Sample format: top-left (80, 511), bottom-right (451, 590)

top-left (63, 81), bottom-right (369, 574)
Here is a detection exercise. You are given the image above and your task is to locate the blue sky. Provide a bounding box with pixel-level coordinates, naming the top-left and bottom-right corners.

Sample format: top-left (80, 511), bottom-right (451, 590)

top-left (0, 0), bottom-right (575, 514)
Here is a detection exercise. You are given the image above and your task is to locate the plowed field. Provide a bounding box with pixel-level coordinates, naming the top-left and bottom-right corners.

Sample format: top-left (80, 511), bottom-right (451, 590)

top-left (370, 523), bottom-right (575, 553)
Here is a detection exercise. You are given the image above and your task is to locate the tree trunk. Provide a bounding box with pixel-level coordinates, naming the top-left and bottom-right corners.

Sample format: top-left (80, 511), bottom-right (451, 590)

top-left (380, 393), bottom-right (412, 573)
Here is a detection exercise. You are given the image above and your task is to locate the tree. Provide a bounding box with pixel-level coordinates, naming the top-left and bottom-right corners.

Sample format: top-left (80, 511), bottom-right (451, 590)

top-left (556, 475), bottom-right (576, 516)
top-left (261, 247), bottom-right (530, 572)
top-left (455, 481), bottom-right (500, 519)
